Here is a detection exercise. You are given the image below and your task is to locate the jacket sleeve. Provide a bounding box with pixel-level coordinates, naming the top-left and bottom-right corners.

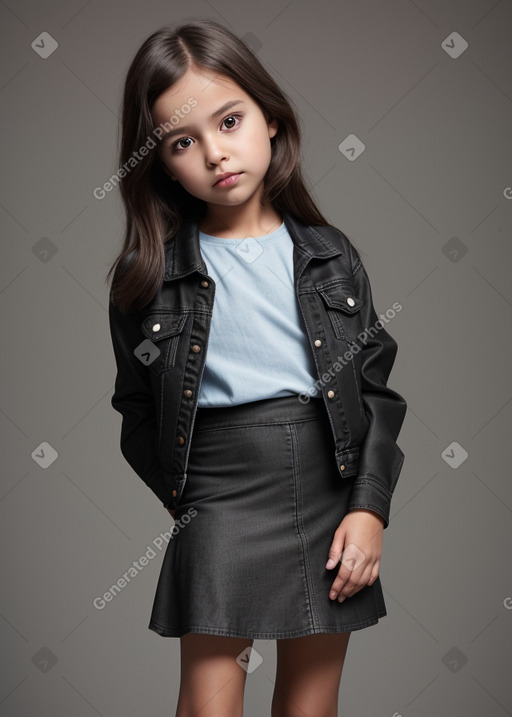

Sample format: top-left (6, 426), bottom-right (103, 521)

top-left (345, 245), bottom-right (407, 529)
top-left (108, 297), bottom-right (173, 508)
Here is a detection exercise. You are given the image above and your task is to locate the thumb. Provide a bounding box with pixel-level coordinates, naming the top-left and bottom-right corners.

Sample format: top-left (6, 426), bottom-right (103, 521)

top-left (326, 528), bottom-right (345, 569)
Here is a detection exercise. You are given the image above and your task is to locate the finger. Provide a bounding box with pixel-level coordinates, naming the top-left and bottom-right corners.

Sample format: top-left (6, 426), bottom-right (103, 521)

top-left (325, 532), bottom-right (344, 570)
top-left (329, 561), bottom-right (354, 599)
top-left (342, 563), bottom-right (375, 599)
top-left (337, 560), bottom-right (380, 602)
top-left (367, 559), bottom-right (380, 586)
top-left (330, 542), bottom-right (364, 584)
top-left (329, 544), bottom-right (370, 600)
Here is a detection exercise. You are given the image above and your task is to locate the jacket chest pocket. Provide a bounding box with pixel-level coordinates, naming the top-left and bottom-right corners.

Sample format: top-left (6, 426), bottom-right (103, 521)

top-left (316, 281), bottom-right (364, 344)
top-left (139, 312), bottom-right (188, 375)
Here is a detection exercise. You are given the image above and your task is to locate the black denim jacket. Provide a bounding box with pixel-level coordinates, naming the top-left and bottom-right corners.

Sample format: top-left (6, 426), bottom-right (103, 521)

top-left (108, 211), bottom-right (407, 528)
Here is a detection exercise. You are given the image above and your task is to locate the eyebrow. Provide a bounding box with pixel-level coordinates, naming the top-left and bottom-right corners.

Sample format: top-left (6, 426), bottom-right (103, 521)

top-left (158, 100), bottom-right (246, 144)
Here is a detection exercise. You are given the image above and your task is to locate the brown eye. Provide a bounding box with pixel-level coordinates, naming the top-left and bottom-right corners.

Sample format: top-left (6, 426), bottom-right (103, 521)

top-left (174, 137), bottom-right (192, 151)
top-left (222, 114), bottom-right (242, 130)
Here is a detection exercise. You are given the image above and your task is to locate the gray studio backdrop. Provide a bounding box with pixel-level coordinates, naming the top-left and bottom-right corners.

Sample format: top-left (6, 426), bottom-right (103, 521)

top-left (2, 1), bottom-right (511, 715)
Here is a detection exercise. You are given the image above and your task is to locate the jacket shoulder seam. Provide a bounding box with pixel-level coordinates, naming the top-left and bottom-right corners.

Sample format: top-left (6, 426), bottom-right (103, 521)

top-left (352, 257), bottom-right (363, 276)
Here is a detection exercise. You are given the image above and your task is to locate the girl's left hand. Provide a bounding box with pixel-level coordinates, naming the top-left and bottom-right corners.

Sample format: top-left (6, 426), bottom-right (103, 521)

top-left (325, 509), bottom-right (385, 602)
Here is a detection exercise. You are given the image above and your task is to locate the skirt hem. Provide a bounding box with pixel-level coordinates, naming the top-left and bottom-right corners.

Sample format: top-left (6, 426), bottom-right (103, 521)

top-left (148, 609), bottom-right (387, 639)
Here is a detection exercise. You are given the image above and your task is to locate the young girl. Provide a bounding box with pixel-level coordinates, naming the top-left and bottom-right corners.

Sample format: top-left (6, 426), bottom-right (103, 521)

top-left (107, 18), bottom-right (407, 717)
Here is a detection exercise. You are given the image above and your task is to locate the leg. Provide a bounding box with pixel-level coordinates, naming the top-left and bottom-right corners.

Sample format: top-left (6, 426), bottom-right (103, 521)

top-left (176, 633), bottom-right (254, 717)
top-left (271, 632), bottom-right (351, 717)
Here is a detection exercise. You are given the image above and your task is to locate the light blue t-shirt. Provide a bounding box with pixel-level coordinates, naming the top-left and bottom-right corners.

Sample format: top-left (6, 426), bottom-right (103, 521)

top-left (197, 220), bottom-right (321, 407)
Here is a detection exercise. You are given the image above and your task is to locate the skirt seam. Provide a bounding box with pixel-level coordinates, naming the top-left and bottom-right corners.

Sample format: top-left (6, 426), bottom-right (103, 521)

top-left (289, 421), bottom-right (320, 632)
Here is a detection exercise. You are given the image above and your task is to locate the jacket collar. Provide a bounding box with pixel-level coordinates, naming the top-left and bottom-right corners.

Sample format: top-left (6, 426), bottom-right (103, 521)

top-left (163, 210), bottom-right (344, 281)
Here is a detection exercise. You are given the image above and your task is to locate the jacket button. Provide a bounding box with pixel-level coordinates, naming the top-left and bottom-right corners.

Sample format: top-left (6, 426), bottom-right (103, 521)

top-left (201, 280), bottom-right (209, 287)
top-left (172, 489), bottom-right (177, 497)
top-left (327, 390), bottom-right (335, 398)
top-left (346, 297), bottom-right (355, 307)
top-left (314, 339), bottom-right (322, 347)
top-left (183, 389), bottom-right (193, 397)
top-left (152, 323), bottom-right (161, 332)
top-left (191, 344), bottom-right (201, 353)
top-left (178, 436), bottom-right (185, 445)
top-left (340, 464), bottom-right (345, 471)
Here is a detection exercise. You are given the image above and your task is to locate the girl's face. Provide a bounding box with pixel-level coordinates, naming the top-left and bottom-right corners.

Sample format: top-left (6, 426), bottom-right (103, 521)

top-left (152, 67), bottom-right (278, 209)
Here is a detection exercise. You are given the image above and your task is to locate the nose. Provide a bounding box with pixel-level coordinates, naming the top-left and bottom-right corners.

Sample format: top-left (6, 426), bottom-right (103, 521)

top-left (203, 132), bottom-right (229, 166)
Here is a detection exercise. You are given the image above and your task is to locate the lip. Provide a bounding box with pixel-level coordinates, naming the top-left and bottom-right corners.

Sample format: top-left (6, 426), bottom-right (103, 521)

top-left (213, 172), bottom-right (242, 188)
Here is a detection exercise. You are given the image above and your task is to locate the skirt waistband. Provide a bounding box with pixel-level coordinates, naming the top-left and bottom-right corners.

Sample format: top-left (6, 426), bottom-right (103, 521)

top-left (194, 394), bottom-right (326, 430)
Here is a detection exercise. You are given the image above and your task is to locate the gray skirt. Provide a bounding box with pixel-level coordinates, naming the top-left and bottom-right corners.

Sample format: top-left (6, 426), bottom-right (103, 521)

top-left (148, 394), bottom-right (387, 639)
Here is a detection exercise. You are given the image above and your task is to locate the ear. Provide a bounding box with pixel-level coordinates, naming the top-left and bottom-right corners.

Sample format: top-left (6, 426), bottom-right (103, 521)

top-left (265, 112), bottom-right (278, 140)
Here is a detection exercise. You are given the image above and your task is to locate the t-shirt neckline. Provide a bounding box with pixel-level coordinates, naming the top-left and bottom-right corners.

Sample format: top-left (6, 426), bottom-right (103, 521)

top-left (198, 221), bottom-right (286, 246)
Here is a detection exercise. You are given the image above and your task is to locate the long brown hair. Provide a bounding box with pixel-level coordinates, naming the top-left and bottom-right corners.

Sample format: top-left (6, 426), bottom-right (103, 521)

top-left (106, 18), bottom-right (351, 315)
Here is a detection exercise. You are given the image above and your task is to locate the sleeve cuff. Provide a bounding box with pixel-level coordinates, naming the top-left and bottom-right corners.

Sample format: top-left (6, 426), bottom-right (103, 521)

top-left (347, 477), bottom-right (393, 529)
